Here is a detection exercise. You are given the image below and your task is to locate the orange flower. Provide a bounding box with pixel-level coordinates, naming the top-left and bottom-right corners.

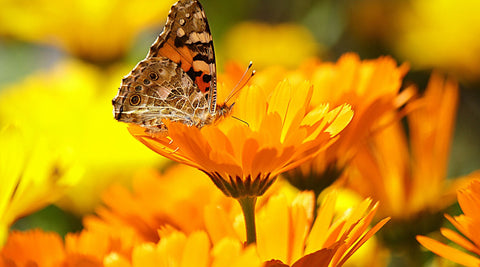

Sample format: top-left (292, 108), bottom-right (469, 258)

top-left (417, 177), bottom-right (480, 267)
top-left (346, 73), bottom-right (477, 263)
top-left (83, 165), bottom-right (235, 243)
top-left (267, 54), bottom-right (415, 195)
top-left (1, 230), bottom-right (66, 266)
top-left (127, 77), bottom-right (353, 200)
top-left (0, 228), bottom-right (261, 267)
top-left (0, 229), bottom-right (109, 266)
top-left (349, 73), bottom-right (467, 220)
top-left (126, 73), bottom-right (352, 244)
top-left (0, 172), bottom-right (388, 266)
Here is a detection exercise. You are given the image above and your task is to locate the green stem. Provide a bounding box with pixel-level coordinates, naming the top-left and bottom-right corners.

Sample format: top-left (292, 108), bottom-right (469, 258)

top-left (238, 197), bottom-right (257, 245)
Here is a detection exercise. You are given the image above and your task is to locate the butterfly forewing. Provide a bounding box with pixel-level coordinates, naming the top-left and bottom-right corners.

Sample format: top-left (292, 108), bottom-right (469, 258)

top-left (112, 0), bottom-right (224, 132)
top-left (148, 0), bottom-right (217, 113)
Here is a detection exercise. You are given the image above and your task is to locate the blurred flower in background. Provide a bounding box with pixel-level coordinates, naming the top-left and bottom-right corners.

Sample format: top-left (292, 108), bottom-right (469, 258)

top-left (346, 0), bottom-right (480, 82)
top-left (347, 73), bottom-right (478, 264)
top-left (0, 61), bottom-right (164, 215)
top-left (222, 22), bottom-right (321, 69)
top-left (393, 0), bottom-right (480, 80)
top-left (0, 126), bottom-right (81, 246)
top-left (349, 74), bottom-right (462, 220)
top-left (0, 0), bottom-right (175, 64)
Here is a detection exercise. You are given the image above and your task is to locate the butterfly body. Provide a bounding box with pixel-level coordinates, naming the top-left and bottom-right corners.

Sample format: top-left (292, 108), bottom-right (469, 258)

top-left (112, 0), bottom-right (231, 132)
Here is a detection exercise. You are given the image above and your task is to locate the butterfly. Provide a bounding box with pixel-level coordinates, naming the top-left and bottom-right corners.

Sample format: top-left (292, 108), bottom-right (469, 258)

top-left (112, 0), bottom-right (251, 132)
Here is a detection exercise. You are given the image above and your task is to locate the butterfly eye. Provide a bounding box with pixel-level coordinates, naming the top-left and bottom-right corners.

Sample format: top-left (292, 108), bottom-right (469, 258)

top-left (149, 72), bottom-right (159, 81)
top-left (143, 79), bottom-right (151, 85)
top-left (129, 94), bottom-right (141, 106)
top-left (134, 85), bottom-right (143, 92)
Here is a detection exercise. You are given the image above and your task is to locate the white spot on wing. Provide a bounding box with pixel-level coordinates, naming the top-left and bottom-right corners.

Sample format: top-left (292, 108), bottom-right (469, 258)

top-left (177, 27), bottom-right (185, 37)
top-left (187, 32), bottom-right (211, 44)
top-left (192, 60), bottom-right (209, 72)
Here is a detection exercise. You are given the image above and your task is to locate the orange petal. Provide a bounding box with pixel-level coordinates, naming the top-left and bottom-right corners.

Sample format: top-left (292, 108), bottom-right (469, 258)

top-left (417, 235), bottom-right (480, 267)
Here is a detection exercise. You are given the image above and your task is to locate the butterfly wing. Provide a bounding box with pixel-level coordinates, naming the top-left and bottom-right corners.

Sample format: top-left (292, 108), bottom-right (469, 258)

top-left (148, 0), bottom-right (217, 113)
top-left (112, 0), bottom-right (217, 131)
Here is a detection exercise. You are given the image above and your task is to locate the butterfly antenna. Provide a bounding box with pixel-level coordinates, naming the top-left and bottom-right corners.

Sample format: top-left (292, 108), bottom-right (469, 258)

top-left (224, 61), bottom-right (255, 105)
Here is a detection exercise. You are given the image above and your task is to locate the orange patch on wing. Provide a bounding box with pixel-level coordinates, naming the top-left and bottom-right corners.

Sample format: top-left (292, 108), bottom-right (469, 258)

top-left (157, 39), bottom-right (212, 93)
top-left (157, 40), bottom-right (193, 73)
top-left (195, 75), bottom-right (209, 93)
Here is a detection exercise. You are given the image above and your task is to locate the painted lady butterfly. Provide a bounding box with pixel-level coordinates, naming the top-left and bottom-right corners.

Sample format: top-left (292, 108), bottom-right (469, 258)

top-left (112, 0), bottom-right (248, 132)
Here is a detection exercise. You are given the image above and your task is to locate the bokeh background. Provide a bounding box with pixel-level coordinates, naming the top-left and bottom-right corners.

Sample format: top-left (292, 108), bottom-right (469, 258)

top-left (1, 0), bottom-right (479, 266)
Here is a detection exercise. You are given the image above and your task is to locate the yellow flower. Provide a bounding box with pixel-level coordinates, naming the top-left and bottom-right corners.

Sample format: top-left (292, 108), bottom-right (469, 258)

top-left (0, 0), bottom-right (175, 63)
top-left (255, 190), bottom-right (389, 266)
top-left (263, 54), bottom-right (414, 195)
top-left (394, 0), bottom-right (480, 79)
top-left (204, 189), bottom-right (390, 266)
top-left (417, 177), bottom-right (480, 267)
top-left (104, 231), bottom-right (261, 267)
top-left (0, 126), bottom-right (81, 246)
top-left (222, 22), bottom-right (321, 69)
top-left (0, 60), bottom-right (163, 214)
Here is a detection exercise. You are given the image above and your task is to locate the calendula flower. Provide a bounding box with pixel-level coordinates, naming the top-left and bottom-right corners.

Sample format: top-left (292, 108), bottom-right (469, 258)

top-left (222, 22), bottom-right (321, 68)
top-left (83, 165), bottom-right (236, 243)
top-left (0, 228), bottom-right (261, 267)
top-left (255, 191), bottom-right (389, 266)
top-left (349, 73), bottom-right (466, 219)
top-left (0, 0), bottom-right (175, 63)
top-left (128, 77), bottom-right (352, 199)
top-left (0, 126), bottom-right (81, 246)
top-left (417, 178), bottom-right (480, 267)
top-left (1, 228), bottom-right (145, 266)
top-left (261, 54), bottom-right (414, 196)
top-left (0, 166), bottom-right (387, 266)
top-left (113, 191), bottom-right (388, 267)
top-left (1, 230), bottom-right (68, 266)
top-left (127, 69), bottom-right (353, 243)
top-left (104, 231), bottom-right (262, 267)
top-left (204, 189), bottom-right (389, 266)
top-left (0, 60), bottom-right (163, 214)
top-left (394, 0), bottom-right (480, 79)
top-left (347, 73), bottom-right (475, 262)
